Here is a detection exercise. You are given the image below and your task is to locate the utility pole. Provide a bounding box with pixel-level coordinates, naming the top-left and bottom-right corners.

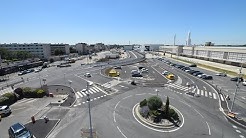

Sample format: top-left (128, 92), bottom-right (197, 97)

top-left (86, 81), bottom-right (93, 138)
top-left (230, 63), bottom-right (243, 112)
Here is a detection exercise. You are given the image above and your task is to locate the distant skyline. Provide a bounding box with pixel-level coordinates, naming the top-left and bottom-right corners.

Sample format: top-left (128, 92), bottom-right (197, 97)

top-left (0, 0), bottom-right (246, 45)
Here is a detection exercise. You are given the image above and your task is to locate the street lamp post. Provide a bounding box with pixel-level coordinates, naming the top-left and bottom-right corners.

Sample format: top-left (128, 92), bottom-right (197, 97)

top-left (155, 89), bottom-right (159, 96)
top-left (230, 64), bottom-right (243, 112)
top-left (38, 72), bottom-right (42, 88)
top-left (64, 73), bottom-right (66, 84)
top-left (86, 81), bottom-right (93, 138)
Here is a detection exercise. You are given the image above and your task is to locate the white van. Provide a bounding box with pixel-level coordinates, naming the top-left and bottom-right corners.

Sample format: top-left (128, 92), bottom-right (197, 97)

top-left (0, 105), bottom-right (11, 116)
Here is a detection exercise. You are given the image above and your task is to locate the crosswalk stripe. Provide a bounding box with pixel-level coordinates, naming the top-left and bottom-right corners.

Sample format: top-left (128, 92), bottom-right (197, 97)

top-left (75, 93), bottom-right (80, 98)
top-left (91, 87), bottom-right (99, 93)
top-left (209, 92), bottom-right (212, 98)
top-left (197, 89), bottom-right (200, 95)
top-left (77, 92), bottom-right (83, 97)
top-left (90, 88), bottom-right (97, 93)
top-left (205, 91), bottom-right (208, 97)
top-left (220, 94), bottom-right (225, 101)
top-left (201, 90), bottom-right (204, 96)
top-left (94, 86), bottom-right (104, 92)
top-left (213, 93), bottom-right (217, 99)
top-left (88, 90), bottom-right (93, 94)
top-left (81, 91), bottom-right (87, 96)
top-left (93, 87), bottom-right (101, 92)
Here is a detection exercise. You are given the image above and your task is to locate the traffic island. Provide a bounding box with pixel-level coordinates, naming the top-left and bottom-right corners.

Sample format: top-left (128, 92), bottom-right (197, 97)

top-left (25, 119), bottom-right (60, 138)
top-left (133, 96), bottom-right (183, 132)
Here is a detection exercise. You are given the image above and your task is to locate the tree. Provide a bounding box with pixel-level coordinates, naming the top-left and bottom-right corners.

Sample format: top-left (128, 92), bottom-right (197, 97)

top-left (147, 96), bottom-right (163, 110)
top-left (14, 88), bottom-right (24, 99)
top-left (49, 58), bottom-right (54, 63)
top-left (54, 49), bottom-right (64, 56)
top-left (69, 47), bottom-right (77, 53)
top-left (165, 96), bottom-right (170, 116)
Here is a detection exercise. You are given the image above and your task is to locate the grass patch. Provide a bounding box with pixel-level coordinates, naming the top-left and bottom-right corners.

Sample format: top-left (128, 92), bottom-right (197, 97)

top-left (173, 57), bottom-right (246, 78)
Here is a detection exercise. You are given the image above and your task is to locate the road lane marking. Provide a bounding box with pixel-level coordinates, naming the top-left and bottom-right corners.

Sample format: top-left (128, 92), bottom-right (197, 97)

top-left (205, 91), bottom-right (208, 97)
top-left (213, 93), bottom-right (217, 99)
top-left (201, 90), bottom-right (204, 96)
top-left (236, 130), bottom-right (241, 133)
top-left (206, 121), bottom-right (211, 135)
top-left (209, 92), bottom-right (212, 98)
top-left (220, 94), bottom-right (225, 101)
top-left (77, 92), bottom-right (83, 98)
top-left (116, 126), bottom-right (127, 138)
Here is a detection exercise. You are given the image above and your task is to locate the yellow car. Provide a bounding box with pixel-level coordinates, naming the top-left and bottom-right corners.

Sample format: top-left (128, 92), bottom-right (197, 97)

top-left (166, 74), bottom-right (174, 80)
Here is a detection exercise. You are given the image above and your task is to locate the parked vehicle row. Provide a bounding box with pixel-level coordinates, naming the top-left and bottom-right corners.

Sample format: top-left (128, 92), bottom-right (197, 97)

top-left (160, 58), bottom-right (213, 80)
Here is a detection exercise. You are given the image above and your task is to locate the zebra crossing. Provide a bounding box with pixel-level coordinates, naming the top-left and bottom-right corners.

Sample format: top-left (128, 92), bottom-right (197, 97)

top-left (195, 89), bottom-right (218, 100)
top-left (164, 83), bottom-right (194, 91)
top-left (75, 86), bottom-right (105, 99)
top-left (165, 83), bottom-right (220, 100)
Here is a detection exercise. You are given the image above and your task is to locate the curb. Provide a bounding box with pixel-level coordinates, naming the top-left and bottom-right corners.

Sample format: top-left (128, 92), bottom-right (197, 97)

top-left (45, 119), bottom-right (61, 138)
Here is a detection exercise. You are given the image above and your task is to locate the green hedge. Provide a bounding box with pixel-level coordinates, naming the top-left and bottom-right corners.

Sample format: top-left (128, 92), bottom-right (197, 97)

top-left (0, 93), bottom-right (17, 106)
top-left (23, 87), bottom-right (46, 98)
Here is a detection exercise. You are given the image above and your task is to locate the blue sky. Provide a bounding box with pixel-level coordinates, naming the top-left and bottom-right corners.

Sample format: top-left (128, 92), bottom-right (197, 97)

top-left (0, 0), bottom-right (246, 45)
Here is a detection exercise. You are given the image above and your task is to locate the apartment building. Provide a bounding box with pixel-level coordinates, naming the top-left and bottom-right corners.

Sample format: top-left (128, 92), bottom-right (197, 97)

top-left (0, 43), bottom-right (69, 59)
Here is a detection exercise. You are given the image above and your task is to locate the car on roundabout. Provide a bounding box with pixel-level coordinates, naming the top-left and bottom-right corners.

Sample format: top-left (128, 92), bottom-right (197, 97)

top-left (84, 73), bottom-right (92, 77)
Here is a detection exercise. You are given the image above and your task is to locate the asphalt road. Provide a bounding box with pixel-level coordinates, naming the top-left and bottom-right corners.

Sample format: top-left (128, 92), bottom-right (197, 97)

top-left (1, 51), bottom-right (245, 138)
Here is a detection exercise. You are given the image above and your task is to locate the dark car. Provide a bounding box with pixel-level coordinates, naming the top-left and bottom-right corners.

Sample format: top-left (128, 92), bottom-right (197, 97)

top-left (132, 73), bottom-right (142, 77)
top-left (187, 70), bottom-right (196, 74)
top-left (181, 67), bottom-right (190, 71)
top-left (193, 72), bottom-right (203, 76)
top-left (9, 123), bottom-right (33, 138)
top-left (202, 75), bottom-right (213, 80)
top-left (114, 66), bottom-right (122, 69)
top-left (230, 77), bottom-right (244, 82)
top-left (189, 64), bottom-right (197, 67)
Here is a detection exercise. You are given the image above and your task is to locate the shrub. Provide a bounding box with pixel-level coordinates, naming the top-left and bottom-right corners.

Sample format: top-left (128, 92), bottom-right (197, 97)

top-left (140, 99), bottom-right (147, 107)
top-left (0, 96), bottom-right (10, 106)
top-left (2, 93), bottom-right (17, 103)
top-left (35, 89), bottom-right (45, 98)
top-left (147, 96), bottom-right (163, 110)
top-left (23, 87), bottom-right (35, 98)
top-left (169, 108), bottom-right (179, 121)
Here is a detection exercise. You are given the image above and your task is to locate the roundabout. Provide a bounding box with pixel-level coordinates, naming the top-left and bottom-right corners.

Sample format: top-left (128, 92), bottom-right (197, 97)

top-left (113, 88), bottom-right (211, 138)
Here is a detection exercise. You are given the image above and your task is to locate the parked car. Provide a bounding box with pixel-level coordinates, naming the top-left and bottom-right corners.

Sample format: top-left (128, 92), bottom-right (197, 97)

top-left (131, 70), bottom-right (140, 74)
top-left (230, 77), bottom-right (243, 82)
top-left (0, 105), bottom-right (11, 116)
top-left (18, 70), bottom-right (27, 76)
top-left (189, 64), bottom-right (197, 67)
top-left (215, 72), bottom-right (227, 77)
top-left (132, 73), bottom-right (142, 77)
top-left (34, 68), bottom-right (42, 73)
top-left (181, 67), bottom-right (190, 71)
top-left (193, 72), bottom-right (203, 76)
top-left (141, 68), bottom-right (148, 73)
top-left (197, 74), bottom-right (206, 78)
top-left (202, 75), bottom-right (213, 80)
top-left (84, 73), bottom-right (92, 77)
top-left (113, 66), bottom-right (122, 69)
top-left (8, 123), bottom-right (33, 138)
top-left (243, 81), bottom-right (246, 86)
